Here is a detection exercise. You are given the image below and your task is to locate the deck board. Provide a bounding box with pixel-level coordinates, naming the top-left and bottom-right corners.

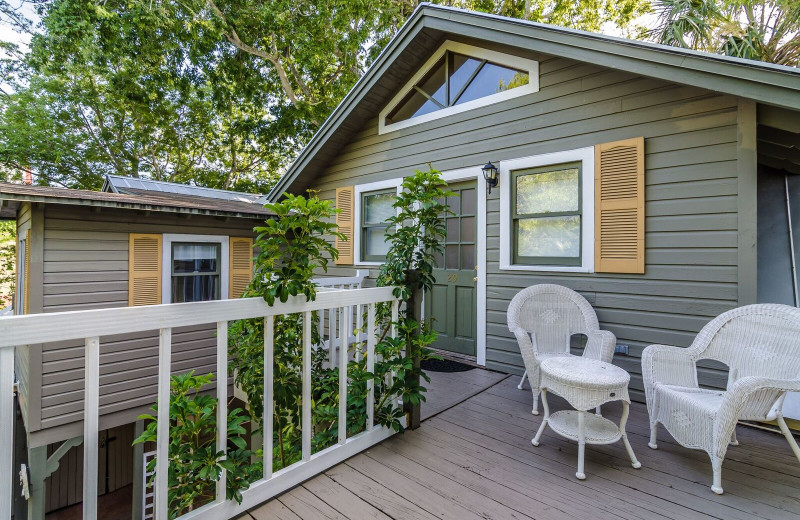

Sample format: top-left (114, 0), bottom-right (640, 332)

top-left (247, 368), bottom-right (800, 520)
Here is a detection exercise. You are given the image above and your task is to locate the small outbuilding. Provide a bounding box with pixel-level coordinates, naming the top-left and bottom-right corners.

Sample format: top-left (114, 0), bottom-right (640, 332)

top-left (0, 176), bottom-right (268, 517)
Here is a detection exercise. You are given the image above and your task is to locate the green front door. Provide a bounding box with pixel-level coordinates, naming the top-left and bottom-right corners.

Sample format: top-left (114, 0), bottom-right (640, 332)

top-left (426, 181), bottom-right (477, 356)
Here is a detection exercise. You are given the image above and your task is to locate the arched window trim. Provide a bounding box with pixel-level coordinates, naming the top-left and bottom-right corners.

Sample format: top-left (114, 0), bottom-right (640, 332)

top-left (379, 40), bottom-right (539, 135)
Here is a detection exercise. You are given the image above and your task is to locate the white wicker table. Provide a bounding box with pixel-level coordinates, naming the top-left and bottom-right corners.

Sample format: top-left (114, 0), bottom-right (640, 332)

top-left (532, 357), bottom-right (641, 479)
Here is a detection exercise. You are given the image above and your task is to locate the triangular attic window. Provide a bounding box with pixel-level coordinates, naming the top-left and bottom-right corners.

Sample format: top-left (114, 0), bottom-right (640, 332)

top-left (380, 42), bottom-right (538, 133)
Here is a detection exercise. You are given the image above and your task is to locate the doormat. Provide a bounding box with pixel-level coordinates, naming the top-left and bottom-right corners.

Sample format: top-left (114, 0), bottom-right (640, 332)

top-left (421, 358), bottom-right (476, 373)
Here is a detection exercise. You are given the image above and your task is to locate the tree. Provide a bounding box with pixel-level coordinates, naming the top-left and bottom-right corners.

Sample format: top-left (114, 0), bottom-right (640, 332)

top-left (0, 0), bottom-right (650, 191)
top-left (649, 0), bottom-right (800, 66)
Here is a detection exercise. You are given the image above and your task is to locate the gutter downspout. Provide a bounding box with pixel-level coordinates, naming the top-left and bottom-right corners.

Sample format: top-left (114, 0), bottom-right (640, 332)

top-left (785, 174), bottom-right (799, 307)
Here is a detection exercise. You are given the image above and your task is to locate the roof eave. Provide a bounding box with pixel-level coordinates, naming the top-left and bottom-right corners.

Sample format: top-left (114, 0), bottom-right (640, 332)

top-left (0, 192), bottom-right (271, 219)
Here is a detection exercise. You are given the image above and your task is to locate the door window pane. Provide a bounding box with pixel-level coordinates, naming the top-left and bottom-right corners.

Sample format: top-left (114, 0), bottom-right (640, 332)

top-left (460, 217), bottom-right (475, 243)
top-left (460, 245), bottom-right (475, 269)
top-left (517, 216), bottom-right (581, 258)
top-left (171, 242), bottom-right (221, 303)
top-left (446, 245), bottom-right (459, 270)
top-left (516, 168), bottom-right (580, 215)
top-left (461, 188), bottom-right (476, 214)
top-left (446, 219), bottom-right (459, 242)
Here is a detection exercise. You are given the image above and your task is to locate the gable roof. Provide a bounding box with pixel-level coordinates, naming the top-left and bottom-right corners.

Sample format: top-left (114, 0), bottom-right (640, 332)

top-left (267, 3), bottom-right (800, 201)
top-left (0, 182), bottom-right (274, 219)
top-left (103, 174), bottom-right (263, 203)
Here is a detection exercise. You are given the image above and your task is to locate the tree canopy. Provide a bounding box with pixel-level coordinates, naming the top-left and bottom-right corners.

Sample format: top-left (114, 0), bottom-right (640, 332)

top-left (0, 0), bottom-right (651, 192)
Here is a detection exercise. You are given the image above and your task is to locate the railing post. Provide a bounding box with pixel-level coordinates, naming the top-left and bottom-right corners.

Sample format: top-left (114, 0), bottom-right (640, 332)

top-left (155, 328), bottom-right (171, 520)
top-left (403, 272), bottom-right (423, 430)
top-left (215, 321), bottom-right (228, 503)
top-left (0, 347), bottom-right (14, 519)
top-left (83, 337), bottom-right (100, 520)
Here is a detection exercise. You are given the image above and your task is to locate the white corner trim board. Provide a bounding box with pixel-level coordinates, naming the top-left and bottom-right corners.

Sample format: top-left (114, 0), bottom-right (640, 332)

top-left (162, 233), bottom-right (230, 303)
top-left (379, 40), bottom-right (539, 135)
top-left (353, 179), bottom-right (403, 266)
top-left (499, 146), bottom-right (595, 273)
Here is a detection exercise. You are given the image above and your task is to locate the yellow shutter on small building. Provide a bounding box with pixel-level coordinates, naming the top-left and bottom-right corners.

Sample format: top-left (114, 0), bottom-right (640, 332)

top-left (128, 233), bottom-right (162, 306)
top-left (23, 229), bottom-right (30, 314)
top-left (594, 137), bottom-right (645, 274)
top-left (335, 186), bottom-right (355, 265)
top-left (229, 237), bottom-right (254, 299)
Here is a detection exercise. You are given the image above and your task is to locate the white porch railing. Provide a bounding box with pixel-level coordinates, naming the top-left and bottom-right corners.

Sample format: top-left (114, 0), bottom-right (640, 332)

top-left (0, 286), bottom-right (401, 520)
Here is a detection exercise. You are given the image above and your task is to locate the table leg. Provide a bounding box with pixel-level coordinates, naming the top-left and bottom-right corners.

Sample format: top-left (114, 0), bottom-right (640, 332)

top-left (531, 388), bottom-right (549, 447)
top-left (576, 410), bottom-right (586, 480)
top-left (620, 401), bottom-right (642, 469)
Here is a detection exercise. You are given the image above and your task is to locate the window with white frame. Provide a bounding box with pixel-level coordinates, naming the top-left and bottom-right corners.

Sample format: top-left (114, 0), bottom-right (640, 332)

top-left (379, 41), bottom-right (538, 134)
top-left (500, 147), bottom-right (595, 272)
top-left (353, 180), bottom-right (402, 265)
top-left (360, 189), bottom-right (396, 262)
top-left (162, 234), bottom-right (229, 303)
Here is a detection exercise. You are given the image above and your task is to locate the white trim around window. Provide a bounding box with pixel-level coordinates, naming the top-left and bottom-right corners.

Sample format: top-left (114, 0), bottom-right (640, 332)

top-left (353, 179), bottom-right (403, 266)
top-left (162, 234), bottom-right (230, 303)
top-left (499, 147), bottom-right (595, 273)
top-left (378, 40), bottom-right (539, 135)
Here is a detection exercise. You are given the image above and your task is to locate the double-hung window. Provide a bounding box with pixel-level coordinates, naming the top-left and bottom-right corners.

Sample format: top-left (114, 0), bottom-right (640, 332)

top-left (512, 163), bottom-right (582, 266)
top-left (360, 189), bottom-right (396, 262)
top-left (167, 240), bottom-right (224, 303)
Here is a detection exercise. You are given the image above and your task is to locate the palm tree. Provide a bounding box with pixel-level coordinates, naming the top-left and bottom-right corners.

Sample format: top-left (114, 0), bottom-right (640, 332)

top-left (648, 0), bottom-right (800, 66)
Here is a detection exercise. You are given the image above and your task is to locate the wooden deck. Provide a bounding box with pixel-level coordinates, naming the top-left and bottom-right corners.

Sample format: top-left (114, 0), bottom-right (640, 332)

top-left (247, 368), bottom-right (800, 520)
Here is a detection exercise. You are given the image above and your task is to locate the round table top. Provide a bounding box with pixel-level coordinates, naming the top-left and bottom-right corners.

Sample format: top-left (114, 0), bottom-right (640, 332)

top-left (540, 357), bottom-right (629, 390)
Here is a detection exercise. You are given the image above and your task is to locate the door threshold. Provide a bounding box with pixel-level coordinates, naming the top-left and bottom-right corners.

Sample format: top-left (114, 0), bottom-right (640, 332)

top-left (429, 348), bottom-right (481, 368)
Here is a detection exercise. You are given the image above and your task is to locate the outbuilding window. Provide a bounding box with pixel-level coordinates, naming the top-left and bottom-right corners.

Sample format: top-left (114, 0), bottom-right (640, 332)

top-left (170, 242), bottom-right (221, 302)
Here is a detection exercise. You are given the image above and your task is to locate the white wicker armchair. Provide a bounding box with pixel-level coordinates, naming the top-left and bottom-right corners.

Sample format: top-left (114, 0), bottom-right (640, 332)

top-left (507, 284), bottom-right (616, 415)
top-left (642, 304), bottom-right (800, 494)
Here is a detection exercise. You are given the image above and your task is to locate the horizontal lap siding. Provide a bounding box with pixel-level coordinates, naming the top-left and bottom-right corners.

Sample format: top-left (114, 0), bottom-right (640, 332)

top-left (310, 53), bottom-right (741, 402)
top-left (36, 205), bottom-right (261, 432)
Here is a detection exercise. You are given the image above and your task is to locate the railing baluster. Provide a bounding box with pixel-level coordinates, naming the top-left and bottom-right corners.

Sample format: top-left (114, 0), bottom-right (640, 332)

top-left (156, 328), bottom-right (171, 520)
top-left (302, 311), bottom-right (312, 461)
top-left (0, 347), bottom-right (15, 518)
top-left (328, 307), bottom-right (336, 368)
top-left (367, 304), bottom-right (376, 431)
top-left (338, 306), bottom-right (348, 445)
top-left (216, 321), bottom-right (228, 503)
top-left (391, 300), bottom-right (400, 409)
top-left (83, 336), bottom-right (100, 520)
top-left (264, 316), bottom-right (274, 480)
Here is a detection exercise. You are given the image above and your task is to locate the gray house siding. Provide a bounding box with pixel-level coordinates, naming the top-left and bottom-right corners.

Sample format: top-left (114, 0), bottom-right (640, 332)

top-left (308, 50), bottom-right (745, 402)
top-left (26, 204), bottom-right (261, 446)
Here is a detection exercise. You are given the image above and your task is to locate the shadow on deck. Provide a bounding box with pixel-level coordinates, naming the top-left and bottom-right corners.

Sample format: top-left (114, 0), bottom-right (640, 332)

top-left (248, 367), bottom-right (800, 520)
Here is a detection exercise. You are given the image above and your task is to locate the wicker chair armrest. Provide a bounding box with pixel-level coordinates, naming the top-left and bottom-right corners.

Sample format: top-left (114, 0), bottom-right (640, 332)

top-left (641, 344), bottom-right (696, 414)
top-left (583, 329), bottom-right (616, 363)
top-left (712, 376), bottom-right (800, 455)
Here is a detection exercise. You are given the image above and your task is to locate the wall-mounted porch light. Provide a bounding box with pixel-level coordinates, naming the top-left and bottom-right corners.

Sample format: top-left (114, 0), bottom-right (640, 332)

top-left (482, 161), bottom-right (499, 194)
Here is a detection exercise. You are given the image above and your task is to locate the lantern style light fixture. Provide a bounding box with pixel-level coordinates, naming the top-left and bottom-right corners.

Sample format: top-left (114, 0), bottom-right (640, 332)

top-left (482, 161), bottom-right (499, 194)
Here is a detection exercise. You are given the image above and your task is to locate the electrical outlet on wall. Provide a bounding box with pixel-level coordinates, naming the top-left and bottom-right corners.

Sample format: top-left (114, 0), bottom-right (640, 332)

top-left (615, 344), bottom-right (629, 355)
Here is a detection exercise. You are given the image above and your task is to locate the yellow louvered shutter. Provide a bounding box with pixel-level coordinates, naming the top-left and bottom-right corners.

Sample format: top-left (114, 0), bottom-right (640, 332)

top-left (229, 237), bottom-right (253, 299)
top-left (23, 229), bottom-right (30, 314)
top-left (128, 233), bottom-right (162, 306)
top-left (335, 186), bottom-right (355, 265)
top-left (594, 137), bottom-right (645, 274)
